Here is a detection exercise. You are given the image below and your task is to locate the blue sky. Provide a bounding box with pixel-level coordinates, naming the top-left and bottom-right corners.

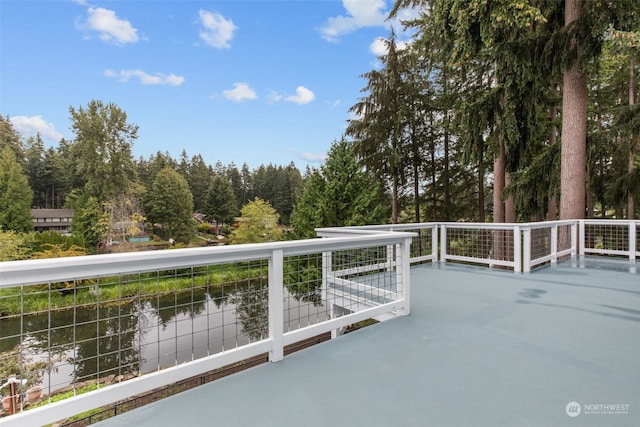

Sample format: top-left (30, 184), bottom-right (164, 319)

top-left (1, 0), bottom-right (416, 169)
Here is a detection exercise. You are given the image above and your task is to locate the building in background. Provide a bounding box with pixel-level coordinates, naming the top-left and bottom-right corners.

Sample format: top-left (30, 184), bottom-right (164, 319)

top-left (31, 209), bottom-right (74, 234)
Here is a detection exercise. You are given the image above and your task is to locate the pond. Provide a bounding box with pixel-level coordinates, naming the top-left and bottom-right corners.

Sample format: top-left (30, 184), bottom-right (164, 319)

top-left (0, 284), bottom-right (326, 394)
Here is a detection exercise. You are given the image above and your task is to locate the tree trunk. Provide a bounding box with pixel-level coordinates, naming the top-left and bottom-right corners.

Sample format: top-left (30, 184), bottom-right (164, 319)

top-left (548, 85), bottom-right (559, 220)
top-left (629, 148), bottom-right (636, 219)
top-left (478, 157), bottom-right (485, 222)
top-left (442, 68), bottom-right (451, 221)
top-left (493, 135), bottom-right (506, 261)
top-left (413, 161), bottom-right (421, 223)
top-left (505, 172), bottom-right (516, 223)
top-left (412, 124), bottom-right (421, 224)
top-left (391, 175), bottom-right (399, 224)
top-left (587, 175), bottom-right (596, 218)
top-left (428, 113), bottom-right (437, 221)
top-left (493, 137), bottom-right (506, 223)
top-left (560, 0), bottom-right (587, 220)
top-left (548, 196), bottom-right (558, 220)
top-left (443, 115), bottom-right (450, 221)
top-left (629, 55), bottom-right (637, 219)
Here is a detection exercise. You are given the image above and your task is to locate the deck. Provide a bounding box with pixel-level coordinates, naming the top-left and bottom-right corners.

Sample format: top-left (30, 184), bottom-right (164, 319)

top-left (94, 258), bottom-right (639, 427)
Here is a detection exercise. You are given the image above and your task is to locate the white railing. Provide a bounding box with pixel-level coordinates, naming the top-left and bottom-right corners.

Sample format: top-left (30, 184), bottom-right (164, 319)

top-left (580, 220), bottom-right (638, 263)
top-left (317, 223), bottom-right (439, 264)
top-left (320, 219), bottom-right (636, 272)
top-left (440, 222), bottom-right (521, 270)
top-left (521, 221), bottom-right (579, 272)
top-left (0, 232), bottom-right (414, 427)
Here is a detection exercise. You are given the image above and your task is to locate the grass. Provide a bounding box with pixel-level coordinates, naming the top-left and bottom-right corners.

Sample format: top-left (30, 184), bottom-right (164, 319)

top-left (0, 263), bottom-right (268, 317)
top-left (32, 384), bottom-right (99, 410)
top-left (29, 384), bottom-right (102, 426)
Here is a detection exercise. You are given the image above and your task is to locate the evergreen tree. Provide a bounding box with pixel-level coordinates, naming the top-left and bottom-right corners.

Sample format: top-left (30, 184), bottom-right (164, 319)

top-left (251, 163), bottom-right (302, 224)
top-left (137, 151), bottom-right (176, 192)
top-left (50, 139), bottom-right (81, 206)
top-left (187, 154), bottom-right (214, 213)
top-left (148, 167), bottom-right (194, 243)
top-left (290, 140), bottom-right (388, 239)
top-left (226, 162), bottom-right (244, 212)
top-left (204, 175), bottom-right (237, 232)
top-left (0, 146), bottom-right (34, 232)
top-left (24, 134), bottom-right (47, 208)
top-left (68, 192), bottom-right (110, 250)
top-left (241, 162), bottom-right (253, 203)
top-left (346, 33), bottom-right (407, 224)
top-left (290, 170), bottom-right (325, 239)
top-left (0, 114), bottom-right (25, 164)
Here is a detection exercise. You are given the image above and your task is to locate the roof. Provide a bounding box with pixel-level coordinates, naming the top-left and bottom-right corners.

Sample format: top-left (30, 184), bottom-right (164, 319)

top-left (31, 209), bottom-right (74, 218)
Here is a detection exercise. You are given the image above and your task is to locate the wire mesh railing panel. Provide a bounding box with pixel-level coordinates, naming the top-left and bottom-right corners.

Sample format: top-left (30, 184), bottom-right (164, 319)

top-left (0, 258), bottom-right (280, 415)
top-left (584, 223), bottom-right (629, 254)
top-left (446, 227), bottom-right (514, 264)
top-left (530, 227), bottom-right (552, 261)
top-left (282, 253), bottom-right (330, 333)
top-left (407, 227), bottom-right (434, 261)
top-left (557, 224), bottom-right (573, 254)
top-left (326, 244), bottom-right (399, 315)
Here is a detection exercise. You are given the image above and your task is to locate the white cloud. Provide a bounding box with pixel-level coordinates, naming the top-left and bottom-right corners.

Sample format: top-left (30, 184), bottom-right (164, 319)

top-left (285, 86), bottom-right (315, 105)
top-left (222, 83), bottom-right (257, 101)
top-left (369, 36), bottom-right (411, 56)
top-left (198, 10), bottom-right (237, 49)
top-left (10, 116), bottom-right (64, 141)
top-left (370, 37), bottom-right (388, 56)
top-left (104, 69), bottom-right (185, 86)
top-left (319, 0), bottom-right (388, 42)
top-left (80, 7), bottom-right (139, 45)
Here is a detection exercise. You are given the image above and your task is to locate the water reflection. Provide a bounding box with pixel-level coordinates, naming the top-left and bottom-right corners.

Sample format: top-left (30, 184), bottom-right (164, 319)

top-left (0, 283), bottom-right (322, 393)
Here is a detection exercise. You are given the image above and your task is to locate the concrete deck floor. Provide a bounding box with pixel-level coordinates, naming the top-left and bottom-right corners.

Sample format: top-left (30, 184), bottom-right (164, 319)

top-left (96, 258), bottom-right (639, 427)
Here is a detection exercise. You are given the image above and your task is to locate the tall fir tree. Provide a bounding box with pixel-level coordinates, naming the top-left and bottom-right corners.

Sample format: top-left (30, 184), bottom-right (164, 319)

top-left (0, 146), bottom-right (34, 232)
top-left (204, 175), bottom-right (237, 231)
top-left (291, 140), bottom-right (388, 239)
top-left (148, 167), bottom-right (194, 243)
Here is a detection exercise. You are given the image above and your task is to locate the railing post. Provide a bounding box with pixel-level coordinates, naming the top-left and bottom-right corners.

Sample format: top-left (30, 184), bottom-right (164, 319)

top-left (439, 224), bottom-right (447, 263)
top-left (431, 224), bottom-right (439, 262)
top-left (321, 250), bottom-right (331, 302)
top-left (629, 221), bottom-right (637, 265)
top-left (550, 224), bottom-right (558, 264)
top-left (514, 225), bottom-right (522, 273)
top-left (395, 237), bottom-right (411, 315)
top-left (387, 244), bottom-right (395, 271)
top-left (522, 226), bottom-right (531, 273)
top-left (268, 249), bottom-right (284, 362)
top-left (578, 220), bottom-right (584, 261)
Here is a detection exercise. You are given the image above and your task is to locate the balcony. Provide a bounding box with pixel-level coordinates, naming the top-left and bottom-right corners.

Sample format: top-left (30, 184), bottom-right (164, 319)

top-left (0, 220), bottom-right (638, 427)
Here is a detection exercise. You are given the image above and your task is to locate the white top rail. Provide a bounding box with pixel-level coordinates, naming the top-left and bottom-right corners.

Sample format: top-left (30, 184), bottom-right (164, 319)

top-left (0, 232), bottom-right (416, 288)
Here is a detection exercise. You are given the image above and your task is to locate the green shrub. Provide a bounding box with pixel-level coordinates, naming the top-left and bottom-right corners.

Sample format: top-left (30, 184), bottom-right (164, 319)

top-left (197, 223), bottom-right (214, 234)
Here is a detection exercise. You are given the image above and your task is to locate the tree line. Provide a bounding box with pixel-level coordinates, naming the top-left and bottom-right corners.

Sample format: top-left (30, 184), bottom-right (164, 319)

top-left (1, 100), bottom-right (385, 254)
top-left (347, 0), bottom-right (638, 224)
top-left (0, 105), bottom-right (305, 249)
